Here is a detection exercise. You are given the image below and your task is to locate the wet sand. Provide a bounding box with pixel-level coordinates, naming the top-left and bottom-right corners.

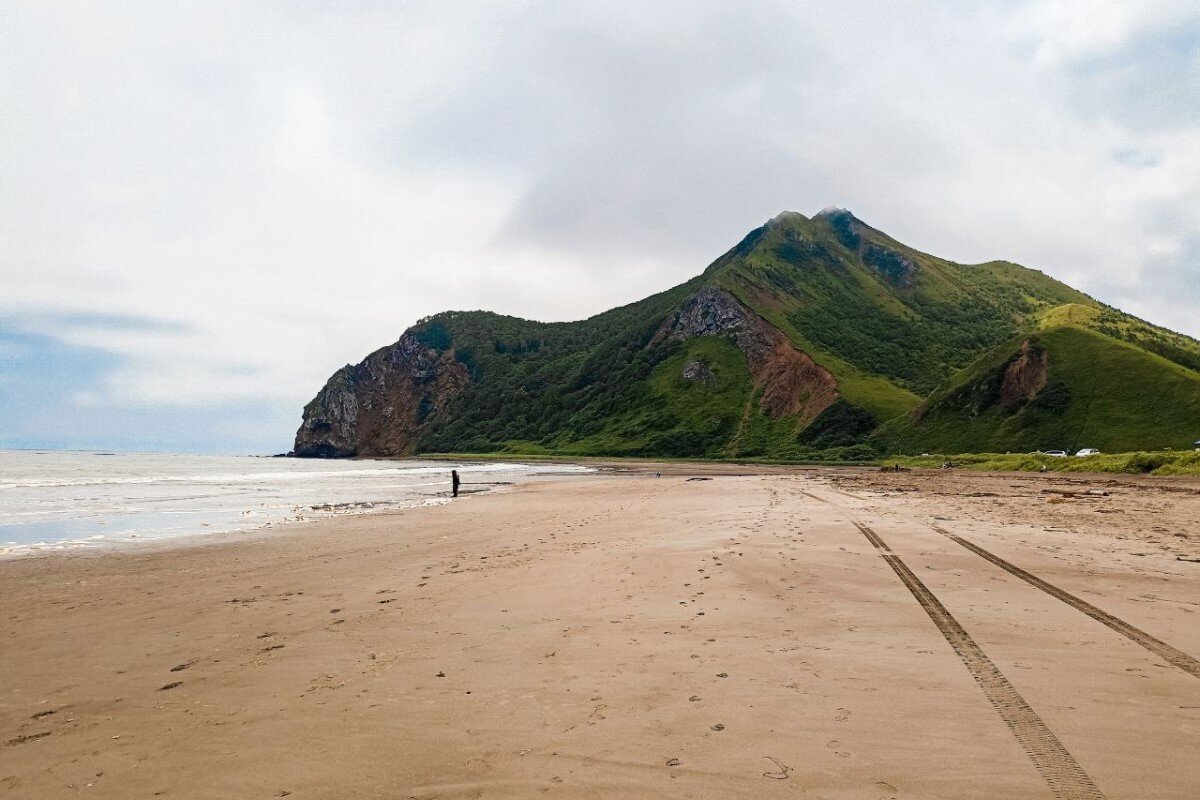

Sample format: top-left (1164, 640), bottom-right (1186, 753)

top-left (2, 467), bottom-right (1198, 799)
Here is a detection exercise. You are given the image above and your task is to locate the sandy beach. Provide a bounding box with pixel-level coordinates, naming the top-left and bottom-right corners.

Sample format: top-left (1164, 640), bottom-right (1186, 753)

top-left (2, 466), bottom-right (1198, 799)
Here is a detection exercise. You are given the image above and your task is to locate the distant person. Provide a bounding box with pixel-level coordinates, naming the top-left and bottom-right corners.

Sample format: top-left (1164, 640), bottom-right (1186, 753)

top-left (451, 469), bottom-right (461, 498)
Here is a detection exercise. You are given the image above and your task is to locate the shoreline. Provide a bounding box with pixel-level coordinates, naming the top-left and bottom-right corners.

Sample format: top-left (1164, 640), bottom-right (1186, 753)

top-left (0, 456), bottom-right (597, 561)
top-left (7, 457), bottom-right (1199, 561)
top-left (0, 494), bottom-right (456, 562)
top-left (2, 469), bottom-right (1197, 797)
top-left (0, 458), bottom-right (848, 562)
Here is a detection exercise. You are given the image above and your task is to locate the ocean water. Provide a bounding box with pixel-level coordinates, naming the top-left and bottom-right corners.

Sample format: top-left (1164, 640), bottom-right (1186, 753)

top-left (0, 450), bottom-right (591, 554)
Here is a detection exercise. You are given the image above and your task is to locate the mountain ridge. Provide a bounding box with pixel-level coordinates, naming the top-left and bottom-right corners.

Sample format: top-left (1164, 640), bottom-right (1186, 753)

top-left (294, 210), bottom-right (1200, 458)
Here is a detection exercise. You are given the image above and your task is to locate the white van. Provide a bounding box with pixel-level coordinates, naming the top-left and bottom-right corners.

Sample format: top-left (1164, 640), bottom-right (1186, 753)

top-left (1075, 448), bottom-right (1100, 457)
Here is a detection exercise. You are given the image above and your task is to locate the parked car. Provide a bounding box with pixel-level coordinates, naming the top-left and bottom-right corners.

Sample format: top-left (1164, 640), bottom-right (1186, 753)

top-left (1075, 448), bottom-right (1101, 457)
top-left (1042, 450), bottom-right (1068, 457)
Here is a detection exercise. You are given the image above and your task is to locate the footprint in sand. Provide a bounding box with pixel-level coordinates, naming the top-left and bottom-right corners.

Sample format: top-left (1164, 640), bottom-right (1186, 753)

top-left (834, 707), bottom-right (850, 722)
top-left (762, 756), bottom-right (791, 780)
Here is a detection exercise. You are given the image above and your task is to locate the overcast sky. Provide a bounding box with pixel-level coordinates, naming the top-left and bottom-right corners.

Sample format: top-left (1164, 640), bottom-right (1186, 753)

top-left (2, 1), bottom-right (1198, 452)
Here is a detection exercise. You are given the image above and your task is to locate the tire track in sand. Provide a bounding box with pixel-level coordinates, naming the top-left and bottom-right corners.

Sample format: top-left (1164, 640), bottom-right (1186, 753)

top-left (800, 491), bottom-right (1106, 799)
top-left (929, 524), bottom-right (1200, 680)
top-left (855, 520), bottom-right (1106, 800)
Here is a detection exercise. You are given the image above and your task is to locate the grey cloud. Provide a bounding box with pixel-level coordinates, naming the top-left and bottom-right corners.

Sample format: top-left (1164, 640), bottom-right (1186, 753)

top-left (1096, 235), bottom-right (1200, 336)
top-left (398, 3), bottom-right (954, 262)
top-left (1078, 186), bottom-right (1200, 335)
top-left (1112, 146), bottom-right (1162, 169)
top-left (5, 313), bottom-right (195, 336)
top-left (1056, 20), bottom-right (1200, 131)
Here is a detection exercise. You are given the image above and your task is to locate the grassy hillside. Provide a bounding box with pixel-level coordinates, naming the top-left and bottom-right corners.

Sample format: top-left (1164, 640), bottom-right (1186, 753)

top-left (879, 320), bottom-right (1200, 454)
top-left (711, 211), bottom-right (1097, 412)
top-left (414, 275), bottom-right (706, 455)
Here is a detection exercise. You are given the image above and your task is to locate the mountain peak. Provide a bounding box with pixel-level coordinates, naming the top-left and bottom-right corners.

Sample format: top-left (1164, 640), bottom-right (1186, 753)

top-left (814, 206), bottom-right (856, 221)
top-left (768, 210), bottom-right (809, 224)
top-left (760, 208), bottom-right (862, 234)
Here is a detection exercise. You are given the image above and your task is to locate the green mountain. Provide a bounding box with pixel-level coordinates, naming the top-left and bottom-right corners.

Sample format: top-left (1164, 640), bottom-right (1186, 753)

top-left (294, 210), bottom-right (1200, 458)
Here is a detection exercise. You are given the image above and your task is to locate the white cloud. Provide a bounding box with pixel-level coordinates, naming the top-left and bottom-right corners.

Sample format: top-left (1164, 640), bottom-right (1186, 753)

top-left (1, 0), bottom-right (1197, 449)
top-left (1004, 0), bottom-right (1197, 66)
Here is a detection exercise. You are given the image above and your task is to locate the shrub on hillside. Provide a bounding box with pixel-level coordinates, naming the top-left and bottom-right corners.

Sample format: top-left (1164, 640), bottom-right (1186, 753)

top-left (1123, 452), bottom-right (1170, 473)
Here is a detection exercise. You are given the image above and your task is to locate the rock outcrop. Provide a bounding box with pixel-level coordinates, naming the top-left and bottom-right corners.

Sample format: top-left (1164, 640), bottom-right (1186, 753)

top-left (999, 340), bottom-right (1049, 410)
top-left (681, 359), bottom-right (716, 386)
top-left (819, 208), bottom-right (918, 288)
top-left (660, 286), bottom-right (840, 427)
top-left (294, 331), bottom-right (469, 457)
top-left (863, 244), bottom-right (917, 288)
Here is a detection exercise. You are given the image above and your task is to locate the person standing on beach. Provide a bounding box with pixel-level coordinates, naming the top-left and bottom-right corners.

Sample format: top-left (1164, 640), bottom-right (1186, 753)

top-left (451, 469), bottom-right (461, 498)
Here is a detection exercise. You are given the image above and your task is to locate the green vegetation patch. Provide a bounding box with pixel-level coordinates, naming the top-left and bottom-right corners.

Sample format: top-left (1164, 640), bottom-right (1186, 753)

top-left (892, 450), bottom-right (1200, 476)
top-left (880, 323), bottom-right (1200, 455)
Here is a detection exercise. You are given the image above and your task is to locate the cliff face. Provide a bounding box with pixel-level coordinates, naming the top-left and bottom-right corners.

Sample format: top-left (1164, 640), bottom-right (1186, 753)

top-left (294, 331), bottom-right (469, 457)
top-left (999, 340), bottom-right (1049, 410)
top-left (660, 286), bottom-right (839, 427)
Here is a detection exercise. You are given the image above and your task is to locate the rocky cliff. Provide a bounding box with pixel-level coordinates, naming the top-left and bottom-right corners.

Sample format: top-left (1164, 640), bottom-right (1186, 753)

top-left (998, 340), bottom-right (1049, 411)
top-left (294, 330), bottom-right (470, 457)
top-left (658, 286), bottom-right (839, 426)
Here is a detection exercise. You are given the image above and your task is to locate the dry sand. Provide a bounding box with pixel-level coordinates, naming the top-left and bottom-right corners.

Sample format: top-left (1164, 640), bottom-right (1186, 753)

top-left (1, 466), bottom-right (1198, 799)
